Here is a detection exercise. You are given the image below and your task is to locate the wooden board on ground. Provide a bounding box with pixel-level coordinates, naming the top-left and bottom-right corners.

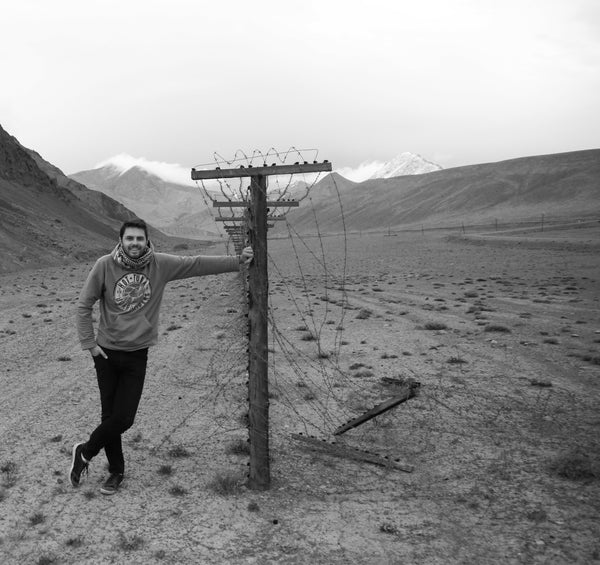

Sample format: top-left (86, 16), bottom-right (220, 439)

top-left (333, 379), bottom-right (421, 435)
top-left (291, 433), bottom-right (415, 473)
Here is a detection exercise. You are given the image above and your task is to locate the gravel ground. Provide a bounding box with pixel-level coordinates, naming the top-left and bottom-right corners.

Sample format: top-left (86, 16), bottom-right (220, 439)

top-left (1, 229), bottom-right (599, 564)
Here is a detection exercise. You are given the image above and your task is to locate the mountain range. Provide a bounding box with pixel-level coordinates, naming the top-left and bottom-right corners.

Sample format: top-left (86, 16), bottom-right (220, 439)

top-left (2, 121), bottom-right (599, 274)
top-left (70, 163), bottom-right (219, 239)
top-left (69, 152), bottom-right (442, 238)
top-left (283, 149), bottom-right (600, 234)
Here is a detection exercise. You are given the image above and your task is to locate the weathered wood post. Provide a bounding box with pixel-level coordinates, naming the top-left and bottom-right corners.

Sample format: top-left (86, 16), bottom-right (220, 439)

top-left (246, 173), bottom-right (270, 489)
top-left (191, 160), bottom-right (332, 489)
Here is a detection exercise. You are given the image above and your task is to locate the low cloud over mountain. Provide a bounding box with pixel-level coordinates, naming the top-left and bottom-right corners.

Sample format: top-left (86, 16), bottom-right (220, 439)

top-left (93, 154), bottom-right (196, 187)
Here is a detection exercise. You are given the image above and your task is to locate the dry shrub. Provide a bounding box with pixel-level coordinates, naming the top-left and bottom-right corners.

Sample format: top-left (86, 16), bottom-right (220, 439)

top-left (424, 321), bottom-right (447, 331)
top-left (353, 369), bottom-right (374, 379)
top-left (355, 308), bottom-right (372, 319)
top-left (549, 448), bottom-right (596, 481)
top-left (484, 324), bottom-right (511, 333)
top-left (168, 445), bottom-right (190, 458)
top-left (226, 439), bottom-right (250, 456)
top-left (118, 532), bottom-right (145, 551)
top-left (208, 471), bottom-right (243, 496)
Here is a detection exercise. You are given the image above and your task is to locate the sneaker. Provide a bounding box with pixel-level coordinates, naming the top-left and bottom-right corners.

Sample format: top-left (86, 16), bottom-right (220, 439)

top-left (100, 473), bottom-right (124, 495)
top-left (69, 442), bottom-right (89, 487)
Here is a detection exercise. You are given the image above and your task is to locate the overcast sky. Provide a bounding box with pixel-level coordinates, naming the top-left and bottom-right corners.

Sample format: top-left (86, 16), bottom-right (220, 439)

top-left (1, 0), bottom-right (599, 179)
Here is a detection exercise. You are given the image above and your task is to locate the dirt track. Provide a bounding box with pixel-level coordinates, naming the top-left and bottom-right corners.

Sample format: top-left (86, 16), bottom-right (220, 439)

top-left (0, 230), bottom-right (599, 564)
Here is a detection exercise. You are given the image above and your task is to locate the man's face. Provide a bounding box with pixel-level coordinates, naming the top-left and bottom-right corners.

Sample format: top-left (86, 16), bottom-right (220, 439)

top-left (121, 227), bottom-right (148, 259)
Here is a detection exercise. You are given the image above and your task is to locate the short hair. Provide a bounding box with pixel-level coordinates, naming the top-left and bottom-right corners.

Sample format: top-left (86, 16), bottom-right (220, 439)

top-left (119, 218), bottom-right (149, 240)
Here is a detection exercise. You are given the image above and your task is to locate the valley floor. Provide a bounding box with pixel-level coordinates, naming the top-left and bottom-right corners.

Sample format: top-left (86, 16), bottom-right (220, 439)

top-left (0, 227), bottom-right (599, 564)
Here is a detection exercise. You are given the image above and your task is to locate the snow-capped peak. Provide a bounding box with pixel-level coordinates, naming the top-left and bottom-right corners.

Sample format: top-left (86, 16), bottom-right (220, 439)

top-left (370, 152), bottom-right (442, 179)
top-left (336, 152), bottom-right (442, 182)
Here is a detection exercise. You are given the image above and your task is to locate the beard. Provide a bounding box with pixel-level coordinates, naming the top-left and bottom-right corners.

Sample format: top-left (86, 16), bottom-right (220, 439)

top-left (123, 244), bottom-right (146, 258)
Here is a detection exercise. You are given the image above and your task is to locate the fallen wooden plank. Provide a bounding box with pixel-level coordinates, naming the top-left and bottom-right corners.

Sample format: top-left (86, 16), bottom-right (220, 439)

top-left (334, 380), bottom-right (420, 436)
top-left (291, 433), bottom-right (414, 473)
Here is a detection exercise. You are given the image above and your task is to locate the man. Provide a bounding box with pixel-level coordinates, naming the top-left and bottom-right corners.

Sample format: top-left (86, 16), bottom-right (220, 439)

top-left (72, 218), bottom-right (253, 495)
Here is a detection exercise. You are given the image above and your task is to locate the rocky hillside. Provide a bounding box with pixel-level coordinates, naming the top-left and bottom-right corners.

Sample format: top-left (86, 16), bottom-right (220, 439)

top-left (70, 163), bottom-right (219, 238)
top-left (0, 125), bottom-right (178, 273)
top-left (282, 149), bottom-right (600, 233)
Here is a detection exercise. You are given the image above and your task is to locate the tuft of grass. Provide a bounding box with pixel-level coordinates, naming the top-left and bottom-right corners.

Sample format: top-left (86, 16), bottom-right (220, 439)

top-left (168, 485), bottom-right (188, 497)
top-left (118, 532), bottom-right (145, 551)
top-left (168, 445), bottom-right (190, 458)
top-left (301, 332), bottom-right (316, 341)
top-left (247, 501), bottom-right (260, 512)
top-left (1, 461), bottom-right (17, 488)
top-left (379, 522), bottom-right (399, 535)
top-left (226, 439), bottom-right (250, 456)
top-left (484, 324), bottom-right (511, 333)
top-left (355, 308), bottom-right (372, 320)
top-left (65, 536), bottom-right (84, 548)
top-left (353, 369), bottom-right (374, 379)
top-left (380, 353), bottom-right (398, 359)
top-left (424, 322), bottom-right (447, 331)
top-left (157, 464), bottom-right (173, 476)
top-left (29, 512), bottom-right (46, 526)
top-left (303, 391), bottom-right (317, 401)
top-left (208, 471), bottom-right (243, 496)
top-left (447, 356), bottom-right (468, 364)
top-left (57, 355), bottom-right (72, 362)
top-left (166, 324), bottom-right (182, 332)
top-left (543, 338), bottom-right (559, 345)
top-left (37, 556), bottom-right (57, 565)
top-left (549, 449), bottom-right (596, 481)
top-left (581, 355), bottom-right (600, 366)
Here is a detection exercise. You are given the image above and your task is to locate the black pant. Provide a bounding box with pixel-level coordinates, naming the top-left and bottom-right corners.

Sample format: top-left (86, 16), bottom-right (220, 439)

top-left (82, 347), bottom-right (148, 475)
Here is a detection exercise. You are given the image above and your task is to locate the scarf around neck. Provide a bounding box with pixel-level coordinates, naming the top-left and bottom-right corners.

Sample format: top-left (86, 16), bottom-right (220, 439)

top-left (111, 242), bottom-right (154, 270)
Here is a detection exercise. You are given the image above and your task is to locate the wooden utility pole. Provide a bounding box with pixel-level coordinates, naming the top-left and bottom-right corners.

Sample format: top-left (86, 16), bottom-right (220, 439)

top-left (191, 160), bottom-right (332, 489)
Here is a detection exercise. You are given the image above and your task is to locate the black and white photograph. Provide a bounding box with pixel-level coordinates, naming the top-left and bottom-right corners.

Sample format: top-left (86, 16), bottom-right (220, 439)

top-left (1, 1), bottom-right (599, 563)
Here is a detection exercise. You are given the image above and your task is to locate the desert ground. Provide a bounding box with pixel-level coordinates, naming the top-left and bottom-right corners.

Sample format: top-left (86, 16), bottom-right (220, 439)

top-left (0, 224), bottom-right (599, 564)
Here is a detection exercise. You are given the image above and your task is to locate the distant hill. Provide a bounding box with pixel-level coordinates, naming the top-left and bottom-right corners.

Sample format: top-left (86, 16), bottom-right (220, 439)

top-left (70, 160), bottom-right (219, 238)
top-left (281, 149), bottom-right (600, 234)
top-left (0, 124), bottom-right (179, 273)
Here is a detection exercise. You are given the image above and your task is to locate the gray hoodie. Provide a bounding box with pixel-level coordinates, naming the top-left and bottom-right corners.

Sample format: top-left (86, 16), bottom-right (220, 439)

top-left (77, 251), bottom-right (240, 351)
